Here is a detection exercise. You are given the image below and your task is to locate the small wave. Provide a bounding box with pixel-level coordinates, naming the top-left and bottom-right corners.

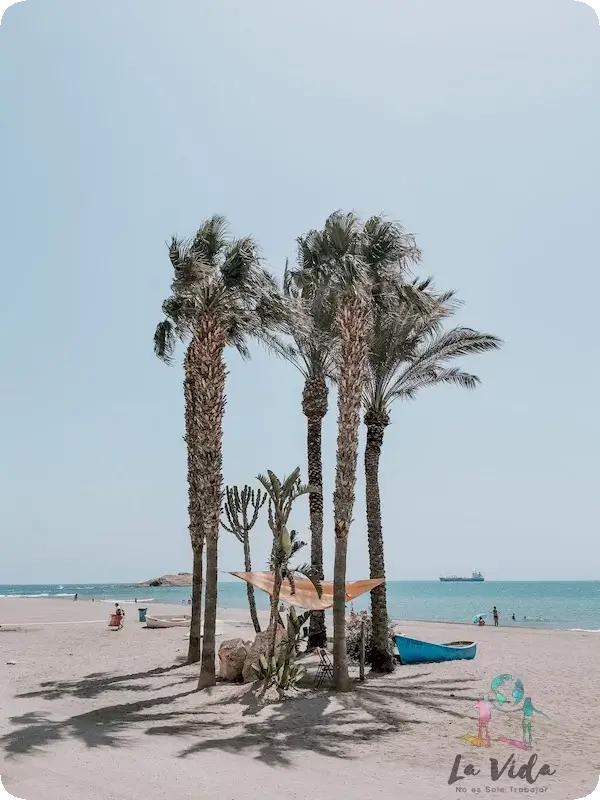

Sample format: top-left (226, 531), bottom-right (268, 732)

top-left (54, 593), bottom-right (75, 597)
top-left (2, 593), bottom-right (51, 598)
top-left (101, 598), bottom-right (154, 604)
top-left (569, 628), bottom-right (600, 632)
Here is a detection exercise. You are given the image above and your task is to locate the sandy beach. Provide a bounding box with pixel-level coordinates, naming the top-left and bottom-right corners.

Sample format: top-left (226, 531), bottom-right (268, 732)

top-left (1, 597), bottom-right (598, 800)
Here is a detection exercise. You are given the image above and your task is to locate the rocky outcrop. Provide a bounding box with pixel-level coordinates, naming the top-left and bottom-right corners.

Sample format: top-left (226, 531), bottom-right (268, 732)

top-left (218, 638), bottom-right (251, 681)
top-left (138, 573), bottom-right (192, 587)
top-left (242, 624), bottom-right (286, 683)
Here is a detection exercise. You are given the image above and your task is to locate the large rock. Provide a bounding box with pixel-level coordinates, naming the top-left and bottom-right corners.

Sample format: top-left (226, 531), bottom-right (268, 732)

top-left (218, 638), bottom-right (251, 681)
top-left (242, 624), bottom-right (286, 683)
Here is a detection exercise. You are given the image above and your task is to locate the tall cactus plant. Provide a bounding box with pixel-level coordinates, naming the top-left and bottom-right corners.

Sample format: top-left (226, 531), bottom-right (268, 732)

top-left (221, 485), bottom-right (266, 633)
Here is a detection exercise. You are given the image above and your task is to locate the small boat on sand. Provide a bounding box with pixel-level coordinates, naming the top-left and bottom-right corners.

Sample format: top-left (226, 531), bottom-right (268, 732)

top-left (395, 635), bottom-right (476, 664)
top-left (145, 614), bottom-right (190, 629)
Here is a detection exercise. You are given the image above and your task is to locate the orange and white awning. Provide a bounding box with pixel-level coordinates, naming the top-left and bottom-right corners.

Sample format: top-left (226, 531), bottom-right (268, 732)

top-left (229, 571), bottom-right (383, 611)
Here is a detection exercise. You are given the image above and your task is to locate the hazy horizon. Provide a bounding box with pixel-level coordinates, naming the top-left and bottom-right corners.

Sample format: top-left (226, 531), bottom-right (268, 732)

top-left (1, 0), bottom-right (599, 584)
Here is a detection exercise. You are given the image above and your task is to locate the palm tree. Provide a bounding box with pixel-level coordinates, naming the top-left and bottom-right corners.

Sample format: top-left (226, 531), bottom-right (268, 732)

top-left (154, 312), bottom-right (204, 664)
top-left (363, 296), bottom-right (502, 671)
top-left (154, 215), bottom-right (287, 688)
top-left (221, 485), bottom-right (266, 633)
top-left (279, 242), bottom-right (336, 650)
top-left (289, 212), bottom-right (422, 690)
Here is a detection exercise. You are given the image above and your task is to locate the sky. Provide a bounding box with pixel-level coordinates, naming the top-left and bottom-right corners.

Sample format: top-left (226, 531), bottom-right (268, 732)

top-left (1, 0), bottom-right (599, 584)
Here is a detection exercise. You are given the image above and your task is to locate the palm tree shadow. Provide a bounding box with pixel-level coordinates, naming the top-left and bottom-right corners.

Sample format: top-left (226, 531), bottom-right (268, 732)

top-left (2, 668), bottom-right (477, 767)
top-left (15, 659), bottom-right (188, 701)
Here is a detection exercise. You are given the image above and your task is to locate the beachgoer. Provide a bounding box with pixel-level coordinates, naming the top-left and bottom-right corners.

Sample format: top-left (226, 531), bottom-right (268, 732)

top-left (511, 613), bottom-right (515, 621)
top-left (134, 597), bottom-right (137, 604)
top-left (74, 593), bottom-right (78, 601)
top-left (478, 616), bottom-right (486, 626)
top-left (492, 606), bottom-right (499, 627)
top-left (115, 603), bottom-right (124, 624)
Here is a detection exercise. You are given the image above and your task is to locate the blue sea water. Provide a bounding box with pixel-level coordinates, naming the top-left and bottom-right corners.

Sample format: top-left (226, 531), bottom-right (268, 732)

top-left (1, 581), bottom-right (599, 631)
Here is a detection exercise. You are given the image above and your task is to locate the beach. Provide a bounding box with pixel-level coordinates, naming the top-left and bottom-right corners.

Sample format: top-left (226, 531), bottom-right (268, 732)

top-left (1, 597), bottom-right (598, 800)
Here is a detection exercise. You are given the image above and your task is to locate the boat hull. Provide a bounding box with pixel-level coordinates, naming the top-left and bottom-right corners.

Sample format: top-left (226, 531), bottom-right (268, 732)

top-left (439, 577), bottom-right (484, 582)
top-left (395, 635), bottom-right (476, 664)
top-left (145, 615), bottom-right (190, 629)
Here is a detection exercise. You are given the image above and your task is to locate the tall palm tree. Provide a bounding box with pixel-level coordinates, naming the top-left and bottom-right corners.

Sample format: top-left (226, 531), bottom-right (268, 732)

top-left (154, 215), bottom-right (287, 688)
top-left (289, 212), bottom-right (422, 690)
top-left (154, 309), bottom-right (204, 663)
top-left (363, 297), bottom-right (502, 671)
top-left (279, 241), bottom-right (336, 650)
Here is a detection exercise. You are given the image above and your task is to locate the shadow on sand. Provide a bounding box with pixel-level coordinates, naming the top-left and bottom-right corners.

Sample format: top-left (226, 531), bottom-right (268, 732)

top-left (2, 665), bottom-right (477, 767)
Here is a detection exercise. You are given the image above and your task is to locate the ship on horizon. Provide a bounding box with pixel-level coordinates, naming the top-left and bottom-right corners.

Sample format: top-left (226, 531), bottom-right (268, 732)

top-left (439, 571), bottom-right (484, 582)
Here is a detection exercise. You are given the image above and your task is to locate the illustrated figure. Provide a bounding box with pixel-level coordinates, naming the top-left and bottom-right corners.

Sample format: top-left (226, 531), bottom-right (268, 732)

top-left (521, 697), bottom-right (547, 747)
top-left (475, 697), bottom-right (492, 746)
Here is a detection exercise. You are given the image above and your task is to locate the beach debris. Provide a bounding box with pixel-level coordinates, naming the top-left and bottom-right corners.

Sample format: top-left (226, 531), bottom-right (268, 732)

top-left (218, 638), bottom-right (251, 681)
top-left (6, 661), bottom-right (16, 665)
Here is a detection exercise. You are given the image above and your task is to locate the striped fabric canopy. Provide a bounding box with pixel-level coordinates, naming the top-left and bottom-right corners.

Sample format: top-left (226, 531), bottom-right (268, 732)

top-left (229, 571), bottom-right (384, 611)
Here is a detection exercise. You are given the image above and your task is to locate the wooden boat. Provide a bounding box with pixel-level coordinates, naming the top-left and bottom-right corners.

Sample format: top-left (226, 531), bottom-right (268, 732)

top-left (395, 635), bottom-right (476, 664)
top-left (145, 614), bottom-right (190, 629)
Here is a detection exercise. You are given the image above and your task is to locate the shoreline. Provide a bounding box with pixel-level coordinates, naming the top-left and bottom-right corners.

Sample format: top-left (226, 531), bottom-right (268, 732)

top-left (1, 593), bottom-right (598, 634)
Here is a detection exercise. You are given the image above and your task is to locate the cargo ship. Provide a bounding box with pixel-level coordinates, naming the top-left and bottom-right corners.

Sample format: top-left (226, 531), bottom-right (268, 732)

top-left (439, 571), bottom-right (484, 582)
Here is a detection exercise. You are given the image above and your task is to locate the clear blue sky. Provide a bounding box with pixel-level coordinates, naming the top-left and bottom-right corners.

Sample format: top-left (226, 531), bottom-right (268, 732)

top-left (1, 0), bottom-right (598, 584)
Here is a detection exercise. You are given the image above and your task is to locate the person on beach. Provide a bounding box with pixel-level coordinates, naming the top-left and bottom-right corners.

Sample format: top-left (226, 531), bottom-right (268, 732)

top-left (478, 616), bottom-right (486, 626)
top-left (74, 593), bottom-right (78, 601)
top-left (493, 606), bottom-right (499, 626)
top-left (115, 603), bottom-right (124, 624)
top-left (512, 613), bottom-right (515, 621)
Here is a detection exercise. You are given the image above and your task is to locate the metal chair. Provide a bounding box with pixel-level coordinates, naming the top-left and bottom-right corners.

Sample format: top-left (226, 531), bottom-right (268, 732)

top-left (314, 647), bottom-right (334, 687)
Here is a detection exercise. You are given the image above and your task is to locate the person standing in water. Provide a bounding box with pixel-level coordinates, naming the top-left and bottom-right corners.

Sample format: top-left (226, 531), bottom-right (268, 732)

top-left (493, 606), bottom-right (499, 626)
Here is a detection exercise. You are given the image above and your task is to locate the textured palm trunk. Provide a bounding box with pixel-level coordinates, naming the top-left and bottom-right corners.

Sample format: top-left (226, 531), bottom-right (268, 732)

top-left (243, 533), bottom-right (261, 633)
top-left (364, 410), bottom-right (394, 673)
top-left (303, 376), bottom-right (328, 650)
top-left (183, 345), bottom-right (204, 664)
top-left (187, 545), bottom-right (203, 663)
top-left (332, 295), bottom-right (369, 691)
top-left (197, 318), bottom-right (228, 690)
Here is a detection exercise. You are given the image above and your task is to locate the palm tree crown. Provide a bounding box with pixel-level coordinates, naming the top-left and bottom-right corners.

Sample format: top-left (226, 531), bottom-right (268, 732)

top-left (154, 215), bottom-right (287, 363)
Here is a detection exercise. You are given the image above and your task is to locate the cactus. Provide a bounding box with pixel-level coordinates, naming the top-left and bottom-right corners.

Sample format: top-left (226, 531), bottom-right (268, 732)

top-left (221, 485), bottom-right (266, 633)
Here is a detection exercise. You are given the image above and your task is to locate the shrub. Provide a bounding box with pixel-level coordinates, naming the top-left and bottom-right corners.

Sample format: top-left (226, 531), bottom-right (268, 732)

top-left (345, 610), bottom-right (395, 666)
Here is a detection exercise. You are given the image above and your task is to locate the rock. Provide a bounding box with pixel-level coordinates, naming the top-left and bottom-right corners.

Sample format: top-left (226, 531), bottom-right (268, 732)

top-left (139, 573), bottom-right (193, 587)
top-left (242, 624), bottom-right (286, 683)
top-left (218, 638), bottom-right (251, 681)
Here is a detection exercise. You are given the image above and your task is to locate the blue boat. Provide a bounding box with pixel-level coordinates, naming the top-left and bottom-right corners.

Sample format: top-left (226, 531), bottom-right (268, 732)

top-left (395, 635), bottom-right (476, 665)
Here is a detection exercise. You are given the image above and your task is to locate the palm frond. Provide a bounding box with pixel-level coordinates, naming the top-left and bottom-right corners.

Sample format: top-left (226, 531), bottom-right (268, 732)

top-left (154, 319), bottom-right (176, 364)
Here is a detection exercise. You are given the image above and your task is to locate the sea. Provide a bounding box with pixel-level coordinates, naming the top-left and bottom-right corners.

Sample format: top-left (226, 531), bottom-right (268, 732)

top-left (1, 581), bottom-right (599, 631)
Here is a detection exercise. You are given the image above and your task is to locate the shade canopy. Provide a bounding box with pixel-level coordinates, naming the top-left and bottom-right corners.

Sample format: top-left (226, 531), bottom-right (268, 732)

top-left (229, 571), bottom-right (384, 611)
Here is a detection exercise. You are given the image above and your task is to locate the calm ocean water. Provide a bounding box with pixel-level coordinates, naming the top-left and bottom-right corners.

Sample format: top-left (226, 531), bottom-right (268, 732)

top-left (1, 581), bottom-right (599, 631)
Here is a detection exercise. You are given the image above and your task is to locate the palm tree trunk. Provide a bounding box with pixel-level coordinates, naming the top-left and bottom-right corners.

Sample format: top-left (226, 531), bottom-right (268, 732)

top-left (364, 412), bottom-right (394, 673)
top-left (332, 534), bottom-right (349, 688)
top-left (184, 345), bottom-right (204, 664)
top-left (187, 544), bottom-right (203, 663)
top-left (197, 319), bottom-right (227, 690)
top-left (199, 535), bottom-right (218, 686)
top-left (304, 377), bottom-right (328, 649)
top-left (243, 533), bottom-right (261, 633)
top-left (332, 294), bottom-right (369, 692)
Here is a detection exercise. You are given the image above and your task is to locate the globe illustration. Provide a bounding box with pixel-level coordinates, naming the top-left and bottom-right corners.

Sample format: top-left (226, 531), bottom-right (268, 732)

top-left (490, 674), bottom-right (524, 707)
